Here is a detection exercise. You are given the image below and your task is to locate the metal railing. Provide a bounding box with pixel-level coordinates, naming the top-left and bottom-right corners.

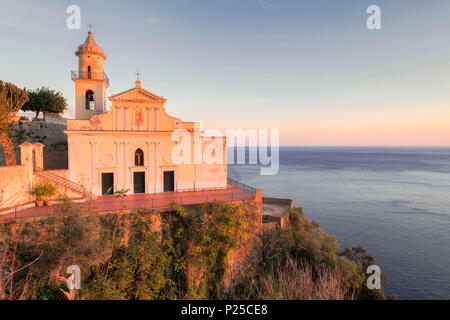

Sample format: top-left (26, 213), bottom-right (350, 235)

top-left (71, 71), bottom-right (109, 86)
top-left (88, 191), bottom-right (254, 213)
top-left (34, 170), bottom-right (88, 196)
top-left (227, 178), bottom-right (256, 196)
top-left (0, 187), bottom-right (255, 221)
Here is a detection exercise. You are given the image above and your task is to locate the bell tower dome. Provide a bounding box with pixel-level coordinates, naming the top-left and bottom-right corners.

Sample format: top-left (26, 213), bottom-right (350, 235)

top-left (71, 31), bottom-right (109, 119)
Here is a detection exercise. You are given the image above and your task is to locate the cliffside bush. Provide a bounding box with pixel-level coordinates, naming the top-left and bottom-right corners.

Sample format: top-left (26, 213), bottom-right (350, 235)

top-left (167, 201), bottom-right (250, 299)
top-left (0, 202), bottom-right (393, 300)
top-left (232, 208), bottom-right (394, 300)
top-left (0, 201), bottom-right (251, 300)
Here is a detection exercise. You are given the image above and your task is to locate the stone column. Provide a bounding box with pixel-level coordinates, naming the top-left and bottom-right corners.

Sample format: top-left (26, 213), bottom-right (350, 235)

top-left (146, 140), bottom-right (154, 193)
top-left (32, 143), bottom-right (44, 170)
top-left (124, 141), bottom-right (131, 193)
top-left (19, 142), bottom-right (34, 192)
top-left (68, 141), bottom-right (75, 182)
top-left (115, 140), bottom-right (123, 190)
top-left (176, 140), bottom-right (182, 191)
top-left (155, 107), bottom-right (160, 131)
top-left (154, 141), bottom-right (161, 193)
top-left (90, 140), bottom-right (99, 195)
top-left (116, 106), bottom-right (122, 130)
top-left (124, 106), bottom-right (130, 131)
top-left (146, 106), bottom-right (152, 131)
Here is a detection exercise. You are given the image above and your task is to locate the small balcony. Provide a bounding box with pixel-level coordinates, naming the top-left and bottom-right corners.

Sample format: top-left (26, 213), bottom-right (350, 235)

top-left (71, 71), bottom-right (109, 86)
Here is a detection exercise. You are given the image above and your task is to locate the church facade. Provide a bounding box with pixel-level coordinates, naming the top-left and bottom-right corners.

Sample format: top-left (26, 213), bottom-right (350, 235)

top-left (66, 32), bottom-right (227, 196)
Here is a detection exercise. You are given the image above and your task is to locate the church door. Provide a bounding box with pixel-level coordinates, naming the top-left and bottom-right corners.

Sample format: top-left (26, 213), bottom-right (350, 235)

top-left (163, 171), bottom-right (175, 192)
top-left (133, 172), bottom-right (146, 194)
top-left (101, 173), bottom-right (114, 195)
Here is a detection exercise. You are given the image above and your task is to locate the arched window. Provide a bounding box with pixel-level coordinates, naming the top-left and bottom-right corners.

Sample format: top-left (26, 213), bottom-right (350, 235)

top-left (135, 148), bottom-right (144, 166)
top-left (87, 66), bottom-right (92, 79)
top-left (85, 90), bottom-right (95, 110)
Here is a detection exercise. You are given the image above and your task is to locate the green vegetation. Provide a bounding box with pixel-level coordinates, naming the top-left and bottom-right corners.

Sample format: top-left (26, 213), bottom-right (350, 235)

top-left (0, 202), bottom-right (394, 300)
top-left (168, 202), bottom-right (250, 299)
top-left (31, 182), bottom-right (58, 200)
top-left (0, 80), bottom-right (29, 166)
top-left (232, 208), bottom-right (395, 300)
top-left (0, 81), bottom-right (29, 133)
top-left (0, 201), bottom-right (250, 300)
top-left (22, 87), bottom-right (67, 120)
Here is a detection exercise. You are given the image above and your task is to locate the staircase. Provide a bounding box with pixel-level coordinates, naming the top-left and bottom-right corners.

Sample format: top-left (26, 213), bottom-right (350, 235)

top-left (34, 170), bottom-right (94, 199)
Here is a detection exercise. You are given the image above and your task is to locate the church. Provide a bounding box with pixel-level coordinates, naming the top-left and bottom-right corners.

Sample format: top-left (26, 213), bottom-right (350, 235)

top-left (67, 31), bottom-right (227, 196)
top-left (0, 31), bottom-right (263, 222)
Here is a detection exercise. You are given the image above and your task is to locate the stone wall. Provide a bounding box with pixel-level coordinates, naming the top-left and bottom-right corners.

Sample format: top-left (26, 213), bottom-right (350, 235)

top-left (0, 142), bottom-right (76, 214)
top-left (0, 165), bottom-right (33, 211)
top-left (0, 118), bottom-right (68, 169)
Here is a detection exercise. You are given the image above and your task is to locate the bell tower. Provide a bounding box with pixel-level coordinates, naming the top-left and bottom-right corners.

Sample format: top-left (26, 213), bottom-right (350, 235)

top-left (71, 31), bottom-right (109, 119)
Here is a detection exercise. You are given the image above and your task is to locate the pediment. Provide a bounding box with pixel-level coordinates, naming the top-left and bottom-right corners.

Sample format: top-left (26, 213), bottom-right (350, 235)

top-left (109, 87), bottom-right (166, 103)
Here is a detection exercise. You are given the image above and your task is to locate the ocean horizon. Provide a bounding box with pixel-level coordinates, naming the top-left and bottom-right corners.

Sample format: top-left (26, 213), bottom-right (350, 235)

top-left (228, 146), bottom-right (450, 299)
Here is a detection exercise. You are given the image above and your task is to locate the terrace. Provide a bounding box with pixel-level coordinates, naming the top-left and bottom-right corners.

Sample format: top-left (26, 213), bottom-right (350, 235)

top-left (0, 179), bottom-right (256, 221)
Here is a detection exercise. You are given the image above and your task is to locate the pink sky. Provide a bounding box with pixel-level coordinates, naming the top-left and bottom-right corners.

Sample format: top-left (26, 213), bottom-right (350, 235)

top-left (2, 0), bottom-right (450, 146)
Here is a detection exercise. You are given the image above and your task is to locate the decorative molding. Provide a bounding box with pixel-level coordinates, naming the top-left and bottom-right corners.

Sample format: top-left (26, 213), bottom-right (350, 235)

top-left (163, 152), bottom-right (173, 164)
top-left (100, 153), bottom-right (114, 166)
top-left (108, 87), bottom-right (166, 104)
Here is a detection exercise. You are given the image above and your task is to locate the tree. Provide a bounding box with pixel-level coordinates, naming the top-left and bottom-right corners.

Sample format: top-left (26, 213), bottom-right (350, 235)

top-left (22, 87), bottom-right (67, 120)
top-left (169, 202), bottom-right (249, 299)
top-left (0, 81), bottom-right (29, 166)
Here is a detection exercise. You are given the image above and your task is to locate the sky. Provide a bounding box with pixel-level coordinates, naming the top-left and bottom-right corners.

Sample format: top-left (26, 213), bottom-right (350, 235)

top-left (0, 0), bottom-right (449, 146)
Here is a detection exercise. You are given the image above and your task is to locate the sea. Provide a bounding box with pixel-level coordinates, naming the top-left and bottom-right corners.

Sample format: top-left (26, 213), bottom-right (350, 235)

top-left (228, 147), bottom-right (450, 300)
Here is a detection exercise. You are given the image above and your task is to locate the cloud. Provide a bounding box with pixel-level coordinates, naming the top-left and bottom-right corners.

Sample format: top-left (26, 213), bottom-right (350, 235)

top-left (147, 17), bottom-right (158, 24)
top-left (250, 0), bottom-right (280, 11)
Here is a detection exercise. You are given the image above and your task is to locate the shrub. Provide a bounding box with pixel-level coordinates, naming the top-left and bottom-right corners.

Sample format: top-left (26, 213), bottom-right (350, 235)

top-left (31, 182), bottom-right (58, 200)
top-left (250, 257), bottom-right (353, 300)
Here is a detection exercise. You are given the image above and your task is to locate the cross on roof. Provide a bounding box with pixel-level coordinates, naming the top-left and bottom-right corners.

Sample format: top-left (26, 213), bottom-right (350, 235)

top-left (88, 24), bottom-right (94, 32)
top-left (135, 70), bottom-right (142, 81)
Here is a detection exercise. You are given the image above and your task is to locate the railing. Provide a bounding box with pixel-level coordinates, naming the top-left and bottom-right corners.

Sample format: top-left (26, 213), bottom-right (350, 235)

top-left (227, 178), bottom-right (256, 196)
top-left (71, 71), bottom-right (109, 86)
top-left (88, 191), bottom-right (254, 213)
top-left (0, 180), bottom-right (257, 221)
top-left (34, 170), bottom-right (88, 196)
top-left (0, 188), bottom-right (255, 221)
top-left (172, 185), bottom-right (228, 193)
